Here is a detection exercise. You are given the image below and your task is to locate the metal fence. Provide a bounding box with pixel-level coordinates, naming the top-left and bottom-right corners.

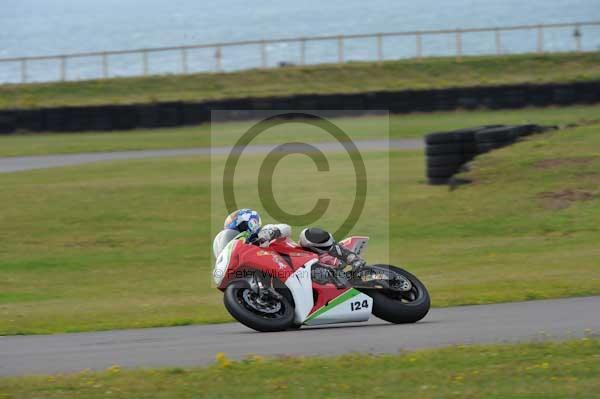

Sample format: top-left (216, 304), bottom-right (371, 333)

top-left (1, 21), bottom-right (599, 84)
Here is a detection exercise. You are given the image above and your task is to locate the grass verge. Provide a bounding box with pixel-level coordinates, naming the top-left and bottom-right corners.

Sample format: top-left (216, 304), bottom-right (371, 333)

top-left (0, 105), bottom-right (599, 157)
top-left (0, 111), bottom-right (599, 334)
top-left (1, 52), bottom-right (600, 109)
top-left (0, 339), bottom-right (598, 398)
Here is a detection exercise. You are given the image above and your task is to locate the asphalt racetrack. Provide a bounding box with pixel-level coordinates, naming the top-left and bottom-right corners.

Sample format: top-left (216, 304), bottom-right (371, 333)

top-left (0, 139), bottom-right (422, 173)
top-left (1, 296), bottom-right (598, 376)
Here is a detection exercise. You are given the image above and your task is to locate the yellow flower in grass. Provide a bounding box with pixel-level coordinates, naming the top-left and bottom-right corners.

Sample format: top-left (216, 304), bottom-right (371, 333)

top-left (106, 365), bottom-right (121, 374)
top-left (215, 352), bottom-right (232, 368)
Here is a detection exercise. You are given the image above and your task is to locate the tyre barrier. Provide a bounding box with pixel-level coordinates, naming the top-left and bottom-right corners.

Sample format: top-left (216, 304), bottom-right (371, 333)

top-left (425, 124), bottom-right (556, 185)
top-left (0, 81), bottom-right (599, 134)
top-left (0, 111), bottom-right (17, 135)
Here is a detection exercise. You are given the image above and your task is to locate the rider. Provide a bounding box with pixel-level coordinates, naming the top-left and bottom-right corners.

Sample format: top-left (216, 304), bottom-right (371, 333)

top-left (212, 208), bottom-right (366, 273)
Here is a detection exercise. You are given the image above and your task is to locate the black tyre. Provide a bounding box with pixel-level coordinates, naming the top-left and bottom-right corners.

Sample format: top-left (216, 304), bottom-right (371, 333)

top-left (425, 127), bottom-right (481, 145)
top-left (425, 141), bottom-right (477, 157)
top-left (425, 126), bottom-right (508, 145)
top-left (427, 165), bottom-right (460, 178)
top-left (480, 124), bottom-right (505, 129)
top-left (425, 143), bottom-right (463, 156)
top-left (427, 132), bottom-right (462, 145)
top-left (0, 113), bottom-right (16, 135)
top-left (224, 278), bottom-right (295, 332)
top-left (476, 127), bottom-right (519, 143)
top-left (426, 154), bottom-right (464, 167)
top-left (463, 151), bottom-right (478, 161)
top-left (364, 265), bottom-right (430, 324)
top-left (424, 131), bottom-right (456, 145)
top-left (477, 140), bottom-right (514, 153)
top-left (461, 142), bottom-right (479, 153)
top-left (516, 124), bottom-right (554, 137)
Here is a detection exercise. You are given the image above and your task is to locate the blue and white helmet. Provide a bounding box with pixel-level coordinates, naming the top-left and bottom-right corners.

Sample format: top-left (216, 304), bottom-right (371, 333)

top-left (224, 209), bottom-right (262, 234)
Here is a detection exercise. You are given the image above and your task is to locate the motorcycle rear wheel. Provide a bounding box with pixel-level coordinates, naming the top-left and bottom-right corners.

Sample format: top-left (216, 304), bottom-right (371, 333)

top-left (224, 277), bottom-right (295, 332)
top-left (363, 265), bottom-right (430, 324)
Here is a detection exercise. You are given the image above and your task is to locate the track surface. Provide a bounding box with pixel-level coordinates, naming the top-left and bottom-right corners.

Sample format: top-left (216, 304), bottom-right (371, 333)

top-left (0, 139), bottom-right (422, 173)
top-left (1, 296), bottom-right (598, 376)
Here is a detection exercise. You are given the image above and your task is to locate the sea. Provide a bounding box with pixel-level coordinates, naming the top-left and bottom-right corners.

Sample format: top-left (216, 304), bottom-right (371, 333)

top-left (1, 0), bottom-right (599, 83)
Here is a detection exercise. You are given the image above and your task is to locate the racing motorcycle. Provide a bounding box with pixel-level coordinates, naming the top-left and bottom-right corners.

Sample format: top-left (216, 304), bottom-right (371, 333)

top-left (213, 234), bottom-right (430, 332)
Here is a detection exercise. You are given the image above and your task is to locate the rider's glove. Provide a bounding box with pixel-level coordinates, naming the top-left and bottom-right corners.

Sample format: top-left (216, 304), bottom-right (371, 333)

top-left (257, 227), bottom-right (281, 247)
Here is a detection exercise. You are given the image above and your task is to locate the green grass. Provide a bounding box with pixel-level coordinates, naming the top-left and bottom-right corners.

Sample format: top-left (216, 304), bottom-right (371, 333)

top-left (0, 109), bottom-right (599, 335)
top-left (1, 339), bottom-right (598, 398)
top-left (2, 52), bottom-right (600, 109)
top-left (1, 104), bottom-right (600, 157)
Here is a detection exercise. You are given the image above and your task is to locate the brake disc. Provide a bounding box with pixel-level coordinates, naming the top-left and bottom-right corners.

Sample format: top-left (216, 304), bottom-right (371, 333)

top-left (391, 277), bottom-right (412, 292)
top-left (242, 290), bottom-right (282, 314)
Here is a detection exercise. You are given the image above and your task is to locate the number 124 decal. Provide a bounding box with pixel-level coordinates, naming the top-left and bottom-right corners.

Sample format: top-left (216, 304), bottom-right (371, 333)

top-left (350, 300), bottom-right (369, 311)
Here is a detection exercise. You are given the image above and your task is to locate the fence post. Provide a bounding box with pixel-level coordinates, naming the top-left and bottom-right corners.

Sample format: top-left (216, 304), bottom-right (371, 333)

top-left (337, 35), bottom-right (344, 64)
top-left (261, 40), bottom-right (267, 68)
top-left (416, 32), bottom-right (422, 60)
top-left (300, 38), bottom-right (306, 65)
top-left (574, 24), bottom-right (582, 53)
top-left (60, 56), bottom-right (67, 81)
top-left (495, 29), bottom-right (502, 55)
top-left (102, 52), bottom-right (109, 78)
top-left (377, 33), bottom-right (383, 64)
top-left (215, 46), bottom-right (222, 71)
top-left (20, 59), bottom-right (27, 83)
top-left (142, 50), bottom-right (149, 75)
top-left (536, 25), bottom-right (544, 54)
top-left (455, 29), bottom-right (462, 61)
top-left (181, 48), bottom-right (188, 74)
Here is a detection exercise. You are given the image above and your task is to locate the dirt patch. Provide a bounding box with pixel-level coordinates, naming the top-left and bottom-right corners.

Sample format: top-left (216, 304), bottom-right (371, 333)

top-left (534, 157), bottom-right (596, 169)
top-left (538, 189), bottom-right (595, 210)
top-left (563, 118), bottom-right (600, 129)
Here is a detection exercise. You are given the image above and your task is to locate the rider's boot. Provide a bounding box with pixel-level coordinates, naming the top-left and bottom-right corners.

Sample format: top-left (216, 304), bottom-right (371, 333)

top-left (327, 243), bottom-right (367, 278)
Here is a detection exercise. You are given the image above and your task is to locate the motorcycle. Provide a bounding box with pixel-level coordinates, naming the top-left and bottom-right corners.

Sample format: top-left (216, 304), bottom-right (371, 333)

top-left (213, 234), bottom-right (430, 332)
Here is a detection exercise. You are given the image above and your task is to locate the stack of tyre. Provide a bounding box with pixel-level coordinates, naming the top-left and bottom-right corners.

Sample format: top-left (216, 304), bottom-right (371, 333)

top-left (425, 126), bottom-right (488, 185)
top-left (425, 124), bottom-right (549, 185)
top-left (475, 125), bottom-right (541, 154)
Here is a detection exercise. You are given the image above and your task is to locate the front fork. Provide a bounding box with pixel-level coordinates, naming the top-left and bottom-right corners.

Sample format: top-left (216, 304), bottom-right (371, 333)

top-left (249, 273), bottom-right (283, 301)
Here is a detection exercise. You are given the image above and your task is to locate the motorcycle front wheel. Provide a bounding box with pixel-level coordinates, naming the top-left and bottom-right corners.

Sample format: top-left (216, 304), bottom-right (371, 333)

top-left (363, 265), bottom-right (430, 324)
top-left (224, 277), bottom-right (295, 332)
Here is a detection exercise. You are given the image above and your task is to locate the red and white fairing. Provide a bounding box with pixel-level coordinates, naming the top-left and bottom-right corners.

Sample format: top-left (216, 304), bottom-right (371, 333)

top-left (213, 236), bottom-right (373, 326)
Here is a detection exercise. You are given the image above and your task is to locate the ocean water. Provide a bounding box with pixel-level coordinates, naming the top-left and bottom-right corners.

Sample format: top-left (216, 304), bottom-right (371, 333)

top-left (1, 0), bottom-right (599, 83)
